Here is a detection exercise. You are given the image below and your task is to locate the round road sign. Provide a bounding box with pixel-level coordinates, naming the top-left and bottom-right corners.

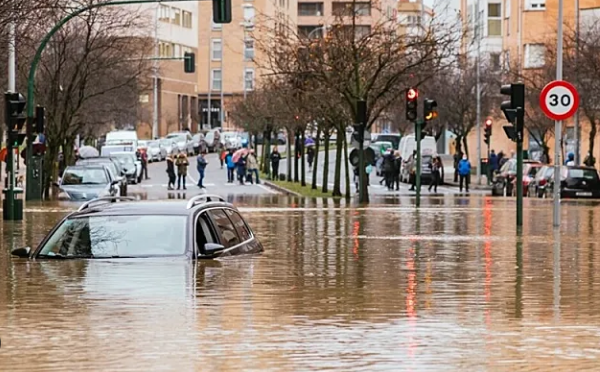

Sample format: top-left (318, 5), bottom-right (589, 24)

top-left (539, 80), bottom-right (579, 121)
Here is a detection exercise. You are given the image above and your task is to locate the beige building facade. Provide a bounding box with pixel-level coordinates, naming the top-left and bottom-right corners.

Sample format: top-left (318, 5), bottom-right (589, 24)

top-left (461, 0), bottom-right (600, 164)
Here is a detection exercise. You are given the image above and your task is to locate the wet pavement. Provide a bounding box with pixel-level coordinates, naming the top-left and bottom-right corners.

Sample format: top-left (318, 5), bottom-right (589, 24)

top-left (2, 195), bottom-right (600, 370)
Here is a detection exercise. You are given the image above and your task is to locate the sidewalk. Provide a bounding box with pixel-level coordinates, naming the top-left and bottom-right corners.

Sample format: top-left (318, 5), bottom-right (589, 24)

top-left (442, 166), bottom-right (492, 190)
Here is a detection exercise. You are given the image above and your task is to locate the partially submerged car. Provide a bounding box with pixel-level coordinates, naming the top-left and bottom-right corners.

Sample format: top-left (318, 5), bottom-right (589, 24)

top-left (11, 195), bottom-right (263, 260)
top-left (56, 165), bottom-right (120, 201)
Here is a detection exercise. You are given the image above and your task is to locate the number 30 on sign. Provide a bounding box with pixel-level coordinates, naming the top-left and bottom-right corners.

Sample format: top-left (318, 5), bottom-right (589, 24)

top-left (539, 80), bottom-right (579, 121)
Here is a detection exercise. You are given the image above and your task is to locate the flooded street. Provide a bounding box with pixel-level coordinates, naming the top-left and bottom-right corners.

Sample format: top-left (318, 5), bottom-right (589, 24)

top-left (2, 196), bottom-right (600, 370)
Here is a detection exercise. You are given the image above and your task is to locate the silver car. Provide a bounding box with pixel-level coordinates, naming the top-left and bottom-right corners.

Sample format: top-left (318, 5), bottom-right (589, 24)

top-left (160, 138), bottom-right (177, 156)
top-left (147, 140), bottom-right (167, 162)
top-left (166, 132), bottom-right (194, 155)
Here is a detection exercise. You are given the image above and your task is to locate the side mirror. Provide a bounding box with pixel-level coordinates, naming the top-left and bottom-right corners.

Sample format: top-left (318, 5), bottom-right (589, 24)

top-left (204, 243), bottom-right (225, 253)
top-left (11, 246), bottom-right (31, 258)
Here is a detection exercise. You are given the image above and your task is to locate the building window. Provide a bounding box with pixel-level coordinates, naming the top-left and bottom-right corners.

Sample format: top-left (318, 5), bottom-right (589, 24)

top-left (158, 41), bottom-right (173, 57)
top-left (505, 0), bottom-right (511, 17)
top-left (182, 11), bottom-right (192, 28)
top-left (298, 26), bottom-right (323, 39)
top-left (487, 3), bottom-right (502, 36)
top-left (174, 44), bottom-right (181, 57)
top-left (171, 7), bottom-right (181, 25)
top-left (159, 5), bottom-right (170, 22)
top-left (211, 39), bottom-right (222, 61)
top-left (211, 69), bottom-right (222, 91)
top-left (526, 0), bottom-right (546, 10)
top-left (244, 69), bottom-right (255, 91)
top-left (243, 5), bottom-right (255, 28)
top-left (244, 39), bottom-right (254, 60)
top-left (332, 2), bottom-right (371, 16)
top-left (489, 53), bottom-right (501, 71)
top-left (298, 3), bottom-right (324, 16)
top-left (524, 43), bottom-right (545, 68)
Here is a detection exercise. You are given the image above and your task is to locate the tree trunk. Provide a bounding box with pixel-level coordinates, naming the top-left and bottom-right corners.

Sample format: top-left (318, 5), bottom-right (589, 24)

top-left (301, 131), bottom-right (306, 187)
top-left (287, 131), bottom-right (293, 182)
top-left (462, 136), bottom-right (469, 159)
top-left (332, 131), bottom-right (343, 197)
top-left (322, 132), bottom-right (330, 193)
top-left (589, 119), bottom-right (597, 166)
top-left (294, 132), bottom-right (299, 183)
top-left (343, 133), bottom-right (351, 199)
top-left (312, 128), bottom-right (321, 190)
top-left (454, 135), bottom-right (463, 155)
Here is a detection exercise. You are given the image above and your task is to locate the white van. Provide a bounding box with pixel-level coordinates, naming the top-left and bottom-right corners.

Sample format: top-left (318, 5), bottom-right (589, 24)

top-left (399, 134), bottom-right (437, 176)
top-left (105, 131), bottom-right (139, 149)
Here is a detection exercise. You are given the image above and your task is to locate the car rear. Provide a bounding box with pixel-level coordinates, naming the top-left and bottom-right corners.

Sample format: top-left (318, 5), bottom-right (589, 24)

top-left (561, 167), bottom-right (600, 198)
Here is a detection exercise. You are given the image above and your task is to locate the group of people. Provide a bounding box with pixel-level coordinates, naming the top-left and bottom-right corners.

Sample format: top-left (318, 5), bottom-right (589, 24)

top-left (373, 149), bottom-right (447, 193)
top-left (222, 147), bottom-right (261, 185)
top-left (165, 149), bottom-right (208, 190)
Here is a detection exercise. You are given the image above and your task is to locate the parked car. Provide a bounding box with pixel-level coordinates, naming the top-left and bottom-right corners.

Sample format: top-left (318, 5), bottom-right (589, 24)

top-left (10, 194), bottom-right (264, 260)
top-left (160, 138), bottom-right (177, 156)
top-left (204, 129), bottom-right (221, 152)
top-left (55, 165), bottom-right (120, 201)
top-left (545, 166), bottom-right (600, 199)
top-left (527, 165), bottom-right (554, 198)
top-left (147, 140), bottom-right (167, 162)
top-left (373, 134), bottom-right (401, 150)
top-left (191, 133), bottom-right (206, 154)
top-left (166, 131), bottom-right (194, 155)
top-left (491, 159), bottom-right (541, 196)
top-left (110, 151), bottom-right (142, 184)
top-left (509, 162), bottom-right (544, 196)
top-left (401, 153), bottom-right (433, 184)
top-left (76, 157), bottom-right (128, 196)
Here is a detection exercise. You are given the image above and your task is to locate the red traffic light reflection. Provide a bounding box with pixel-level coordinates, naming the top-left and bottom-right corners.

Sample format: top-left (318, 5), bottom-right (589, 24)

top-left (485, 119), bottom-right (493, 126)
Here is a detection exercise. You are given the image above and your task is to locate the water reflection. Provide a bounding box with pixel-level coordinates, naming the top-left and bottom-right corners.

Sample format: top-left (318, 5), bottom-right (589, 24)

top-left (1, 197), bottom-right (600, 370)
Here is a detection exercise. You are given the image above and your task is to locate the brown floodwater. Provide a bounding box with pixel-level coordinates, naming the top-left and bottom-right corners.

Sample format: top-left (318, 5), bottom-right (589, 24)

top-left (2, 195), bottom-right (600, 371)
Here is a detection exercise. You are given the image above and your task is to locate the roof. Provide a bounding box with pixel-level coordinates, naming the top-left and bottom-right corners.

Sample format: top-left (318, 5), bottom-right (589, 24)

top-left (71, 199), bottom-right (233, 218)
top-left (66, 164), bottom-right (107, 169)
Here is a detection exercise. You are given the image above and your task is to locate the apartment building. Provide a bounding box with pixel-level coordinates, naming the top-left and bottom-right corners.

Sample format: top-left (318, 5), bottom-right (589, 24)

top-left (135, 3), bottom-right (199, 138)
top-left (461, 0), bottom-right (600, 163)
top-left (196, 0), bottom-right (297, 130)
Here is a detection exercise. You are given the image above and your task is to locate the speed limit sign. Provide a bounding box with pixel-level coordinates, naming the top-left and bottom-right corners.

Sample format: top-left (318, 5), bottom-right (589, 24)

top-left (539, 80), bottom-right (579, 121)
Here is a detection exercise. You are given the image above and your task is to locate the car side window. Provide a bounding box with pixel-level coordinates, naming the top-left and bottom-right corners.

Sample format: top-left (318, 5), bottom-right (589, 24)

top-left (224, 209), bottom-right (252, 241)
top-left (207, 209), bottom-right (241, 248)
top-left (196, 213), bottom-right (217, 253)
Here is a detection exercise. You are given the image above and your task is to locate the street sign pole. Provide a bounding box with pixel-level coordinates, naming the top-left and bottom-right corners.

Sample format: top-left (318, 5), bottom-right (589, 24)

top-left (415, 119), bottom-right (422, 208)
top-left (357, 100), bottom-right (368, 204)
top-left (516, 108), bottom-right (524, 228)
top-left (553, 0), bottom-right (564, 228)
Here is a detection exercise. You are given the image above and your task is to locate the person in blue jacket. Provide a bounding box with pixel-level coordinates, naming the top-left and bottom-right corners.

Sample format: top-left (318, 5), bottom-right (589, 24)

top-left (225, 149), bottom-right (235, 183)
top-left (458, 154), bottom-right (471, 193)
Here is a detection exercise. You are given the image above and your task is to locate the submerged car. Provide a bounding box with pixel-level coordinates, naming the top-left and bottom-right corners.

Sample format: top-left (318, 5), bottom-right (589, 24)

top-left (11, 195), bottom-right (264, 260)
top-left (76, 157), bottom-right (128, 196)
top-left (56, 165), bottom-right (120, 201)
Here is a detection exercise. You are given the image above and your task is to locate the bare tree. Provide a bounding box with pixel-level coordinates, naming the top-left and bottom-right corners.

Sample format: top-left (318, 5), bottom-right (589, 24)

top-left (15, 0), bottom-right (153, 196)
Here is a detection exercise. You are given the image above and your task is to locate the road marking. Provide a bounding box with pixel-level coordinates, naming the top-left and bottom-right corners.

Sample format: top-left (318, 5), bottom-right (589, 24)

top-left (258, 184), bottom-right (278, 194)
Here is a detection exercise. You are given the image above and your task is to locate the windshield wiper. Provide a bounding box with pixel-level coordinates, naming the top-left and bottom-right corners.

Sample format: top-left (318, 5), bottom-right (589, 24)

top-left (38, 253), bottom-right (92, 259)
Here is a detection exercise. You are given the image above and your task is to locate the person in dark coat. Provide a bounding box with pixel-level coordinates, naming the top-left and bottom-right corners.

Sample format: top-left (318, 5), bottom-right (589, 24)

top-left (428, 156), bottom-right (442, 193)
top-left (166, 154), bottom-right (176, 190)
top-left (489, 150), bottom-right (499, 172)
top-left (382, 150), bottom-right (395, 190)
top-left (453, 150), bottom-right (463, 182)
top-left (270, 146), bottom-right (282, 180)
top-left (393, 151), bottom-right (402, 191)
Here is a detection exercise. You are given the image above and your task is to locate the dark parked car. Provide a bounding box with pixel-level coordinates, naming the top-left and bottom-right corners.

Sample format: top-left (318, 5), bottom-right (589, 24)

top-left (76, 157), bottom-right (128, 196)
top-left (491, 159), bottom-right (541, 196)
top-left (527, 165), bottom-right (554, 198)
top-left (55, 165), bottom-right (120, 201)
top-left (11, 195), bottom-right (264, 260)
top-left (545, 166), bottom-right (600, 199)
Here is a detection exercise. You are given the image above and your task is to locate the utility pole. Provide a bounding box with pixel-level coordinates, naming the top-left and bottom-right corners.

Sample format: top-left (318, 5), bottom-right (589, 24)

top-left (475, 0), bottom-right (482, 185)
top-left (553, 0), bottom-right (565, 228)
top-left (574, 0), bottom-right (580, 165)
top-left (152, 6), bottom-right (159, 139)
top-left (220, 22), bottom-right (225, 129)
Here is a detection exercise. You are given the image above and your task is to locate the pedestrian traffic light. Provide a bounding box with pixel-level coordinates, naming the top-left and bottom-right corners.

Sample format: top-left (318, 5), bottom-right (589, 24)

top-left (500, 83), bottom-right (525, 142)
top-left (35, 106), bottom-right (45, 134)
top-left (184, 52), bottom-right (195, 73)
top-left (212, 0), bottom-right (232, 24)
top-left (484, 119), bottom-right (492, 145)
top-left (405, 87), bottom-right (418, 121)
top-left (423, 98), bottom-right (438, 122)
top-left (5, 92), bottom-right (27, 132)
top-left (352, 100), bottom-right (367, 145)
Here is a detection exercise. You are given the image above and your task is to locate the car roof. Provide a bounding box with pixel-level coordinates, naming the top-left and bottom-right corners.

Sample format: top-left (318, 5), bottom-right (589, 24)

top-left (70, 198), bottom-right (235, 218)
top-left (66, 164), bottom-right (107, 170)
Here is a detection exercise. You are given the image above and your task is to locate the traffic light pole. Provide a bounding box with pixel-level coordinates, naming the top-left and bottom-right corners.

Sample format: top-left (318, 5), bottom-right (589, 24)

top-left (516, 109), bottom-right (524, 228)
top-left (24, 0), bottom-right (199, 200)
top-left (415, 119), bottom-right (422, 208)
top-left (357, 100), bottom-right (368, 204)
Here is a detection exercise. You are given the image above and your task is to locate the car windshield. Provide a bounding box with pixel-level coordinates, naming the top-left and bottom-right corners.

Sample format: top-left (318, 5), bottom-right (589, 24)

top-left (37, 215), bottom-right (187, 258)
top-left (568, 168), bottom-right (600, 181)
top-left (62, 168), bottom-right (108, 185)
top-left (166, 134), bottom-right (186, 142)
top-left (112, 154), bottom-right (134, 164)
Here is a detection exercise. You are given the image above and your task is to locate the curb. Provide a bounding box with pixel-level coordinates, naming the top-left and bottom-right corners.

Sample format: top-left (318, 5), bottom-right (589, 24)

top-left (262, 181), bottom-right (302, 197)
top-left (443, 181), bottom-right (492, 191)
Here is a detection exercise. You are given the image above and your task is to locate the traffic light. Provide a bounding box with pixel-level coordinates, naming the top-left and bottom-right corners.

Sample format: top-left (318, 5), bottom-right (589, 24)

top-left (5, 92), bottom-right (27, 148)
top-left (184, 52), bottom-right (195, 73)
top-left (484, 118), bottom-right (492, 145)
top-left (423, 98), bottom-right (438, 122)
top-left (352, 100), bottom-right (367, 145)
top-left (405, 87), bottom-right (418, 121)
top-left (212, 0), bottom-right (232, 24)
top-left (35, 106), bottom-right (45, 134)
top-left (500, 83), bottom-right (525, 142)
